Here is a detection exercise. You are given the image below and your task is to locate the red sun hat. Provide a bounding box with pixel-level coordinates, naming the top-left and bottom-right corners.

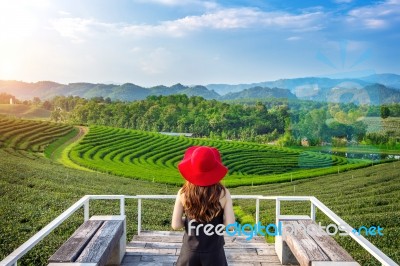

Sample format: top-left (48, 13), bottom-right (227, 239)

top-left (178, 146), bottom-right (228, 186)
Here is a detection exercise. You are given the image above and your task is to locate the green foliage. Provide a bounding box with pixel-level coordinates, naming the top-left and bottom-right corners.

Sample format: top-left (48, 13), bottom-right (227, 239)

top-left (1, 152), bottom-right (399, 265)
top-left (50, 95), bottom-right (287, 141)
top-left (0, 149), bottom-right (177, 266)
top-left (381, 105), bottom-right (391, 119)
top-left (332, 137), bottom-right (348, 147)
top-left (44, 127), bottom-right (79, 159)
top-left (364, 117), bottom-right (400, 137)
top-left (233, 206), bottom-right (255, 225)
top-left (67, 125), bottom-right (370, 187)
top-left (234, 160), bottom-right (400, 265)
top-left (292, 107), bottom-right (368, 144)
top-left (361, 117), bottom-right (400, 148)
top-left (0, 104), bottom-right (51, 120)
top-left (0, 117), bottom-right (73, 153)
top-left (0, 117), bottom-right (399, 265)
top-left (0, 92), bottom-right (19, 104)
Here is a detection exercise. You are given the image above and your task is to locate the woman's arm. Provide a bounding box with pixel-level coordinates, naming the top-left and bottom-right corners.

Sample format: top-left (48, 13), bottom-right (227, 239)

top-left (223, 188), bottom-right (235, 226)
top-left (171, 189), bottom-right (184, 230)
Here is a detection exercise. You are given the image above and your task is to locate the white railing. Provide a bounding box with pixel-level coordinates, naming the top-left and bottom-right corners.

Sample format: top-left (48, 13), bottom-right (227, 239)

top-left (0, 195), bottom-right (398, 266)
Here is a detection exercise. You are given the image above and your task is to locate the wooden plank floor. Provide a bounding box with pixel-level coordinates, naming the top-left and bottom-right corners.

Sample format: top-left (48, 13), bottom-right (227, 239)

top-left (122, 231), bottom-right (282, 266)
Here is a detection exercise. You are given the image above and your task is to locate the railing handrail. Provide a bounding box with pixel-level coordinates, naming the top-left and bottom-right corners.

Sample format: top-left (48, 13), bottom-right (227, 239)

top-left (0, 194), bottom-right (398, 266)
top-left (310, 197), bottom-right (397, 266)
top-left (0, 196), bottom-right (90, 266)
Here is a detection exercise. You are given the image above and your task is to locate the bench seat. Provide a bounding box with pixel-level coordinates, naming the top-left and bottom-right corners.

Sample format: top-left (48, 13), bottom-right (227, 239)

top-left (48, 216), bottom-right (126, 266)
top-left (276, 219), bottom-right (360, 266)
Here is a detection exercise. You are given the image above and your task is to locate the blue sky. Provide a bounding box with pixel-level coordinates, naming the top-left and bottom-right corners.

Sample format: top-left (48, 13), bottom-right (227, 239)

top-left (0, 0), bottom-right (399, 86)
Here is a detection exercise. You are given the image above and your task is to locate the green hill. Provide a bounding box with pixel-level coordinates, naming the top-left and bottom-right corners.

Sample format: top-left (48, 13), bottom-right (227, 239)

top-left (68, 125), bottom-right (371, 186)
top-left (364, 117), bottom-right (400, 136)
top-left (0, 104), bottom-right (50, 120)
top-left (0, 117), bottom-right (398, 265)
top-left (0, 145), bottom-right (398, 265)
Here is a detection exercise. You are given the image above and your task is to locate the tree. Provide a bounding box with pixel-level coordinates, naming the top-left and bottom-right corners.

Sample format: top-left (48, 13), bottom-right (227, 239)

top-left (33, 97), bottom-right (41, 105)
top-left (42, 100), bottom-right (53, 110)
top-left (380, 105), bottom-right (390, 119)
top-left (0, 93), bottom-right (18, 104)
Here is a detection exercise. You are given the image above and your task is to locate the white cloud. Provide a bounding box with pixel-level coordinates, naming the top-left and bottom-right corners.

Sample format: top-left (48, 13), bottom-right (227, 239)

top-left (52, 7), bottom-right (325, 41)
top-left (364, 19), bottom-right (387, 29)
top-left (347, 0), bottom-right (400, 29)
top-left (58, 10), bottom-right (71, 16)
top-left (286, 36), bottom-right (301, 41)
top-left (51, 18), bottom-right (117, 42)
top-left (135, 0), bottom-right (218, 9)
top-left (334, 0), bottom-right (353, 4)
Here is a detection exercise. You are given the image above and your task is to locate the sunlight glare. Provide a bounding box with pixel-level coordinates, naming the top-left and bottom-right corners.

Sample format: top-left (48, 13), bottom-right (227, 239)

top-left (0, 1), bottom-right (37, 41)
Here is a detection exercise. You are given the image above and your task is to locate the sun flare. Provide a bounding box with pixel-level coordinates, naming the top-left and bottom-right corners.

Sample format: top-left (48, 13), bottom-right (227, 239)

top-left (0, 2), bottom-right (37, 41)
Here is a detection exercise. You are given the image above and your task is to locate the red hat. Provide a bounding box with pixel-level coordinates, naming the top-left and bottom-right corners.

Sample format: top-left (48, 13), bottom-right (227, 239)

top-left (178, 146), bottom-right (228, 186)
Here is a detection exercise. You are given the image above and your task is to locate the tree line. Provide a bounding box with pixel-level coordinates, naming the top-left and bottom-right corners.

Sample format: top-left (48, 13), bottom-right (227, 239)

top-left (49, 95), bottom-right (289, 141)
top-left (47, 94), bottom-right (377, 145)
top-left (2, 92), bottom-right (398, 146)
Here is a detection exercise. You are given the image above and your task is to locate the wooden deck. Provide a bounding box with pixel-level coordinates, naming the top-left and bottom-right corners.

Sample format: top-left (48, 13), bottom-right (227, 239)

top-left (121, 231), bottom-right (282, 266)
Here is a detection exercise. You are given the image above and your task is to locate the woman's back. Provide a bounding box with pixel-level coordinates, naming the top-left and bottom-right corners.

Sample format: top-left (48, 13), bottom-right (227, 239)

top-left (172, 146), bottom-right (235, 266)
top-left (182, 206), bottom-right (225, 252)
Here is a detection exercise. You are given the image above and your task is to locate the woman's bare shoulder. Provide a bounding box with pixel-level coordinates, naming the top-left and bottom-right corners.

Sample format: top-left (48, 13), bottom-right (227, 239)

top-left (220, 187), bottom-right (231, 198)
top-left (178, 188), bottom-right (185, 204)
top-left (219, 187), bottom-right (231, 207)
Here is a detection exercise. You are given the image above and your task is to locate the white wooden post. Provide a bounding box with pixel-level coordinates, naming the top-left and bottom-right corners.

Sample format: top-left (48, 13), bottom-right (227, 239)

top-left (120, 197), bottom-right (125, 216)
top-left (255, 198), bottom-right (260, 225)
top-left (137, 198), bottom-right (142, 236)
top-left (84, 200), bottom-right (90, 221)
top-left (275, 198), bottom-right (280, 226)
top-left (311, 202), bottom-right (316, 221)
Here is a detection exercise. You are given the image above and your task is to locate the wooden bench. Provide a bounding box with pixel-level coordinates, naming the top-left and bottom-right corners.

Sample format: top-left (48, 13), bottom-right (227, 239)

top-left (48, 215), bottom-right (126, 266)
top-left (275, 219), bottom-right (360, 266)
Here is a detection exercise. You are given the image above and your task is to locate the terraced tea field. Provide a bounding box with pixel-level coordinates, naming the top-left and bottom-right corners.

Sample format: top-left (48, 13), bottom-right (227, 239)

top-left (69, 126), bottom-right (371, 186)
top-left (0, 147), bottom-right (399, 265)
top-left (0, 117), bottom-right (73, 158)
top-left (0, 117), bottom-right (399, 265)
top-left (0, 118), bottom-right (376, 186)
top-left (364, 117), bottom-right (400, 136)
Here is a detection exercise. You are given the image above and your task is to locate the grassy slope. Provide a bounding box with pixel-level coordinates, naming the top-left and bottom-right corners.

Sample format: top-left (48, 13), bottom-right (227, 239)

top-left (68, 125), bottom-right (372, 187)
top-left (231, 161), bottom-right (400, 265)
top-left (291, 145), bottom-right (400, 156)
top-left (0, 150), bottom-right (399, 265)
top-left (0, 104), bottom-right (50, 120)
top-left (364, 117), bottom-right (400, 135)
top-left (0, 150), bottom-right (176, 265)
top-left (44, 127), bottom-right (79, 159)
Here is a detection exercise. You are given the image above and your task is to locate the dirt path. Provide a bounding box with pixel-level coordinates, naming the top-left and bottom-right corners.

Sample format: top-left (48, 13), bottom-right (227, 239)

top-left (55, 125), bottom-right (94, 171)
top-left (69, 126), bottom-right (88, 146)
top-left (50, 126), bottom-right (88, 161)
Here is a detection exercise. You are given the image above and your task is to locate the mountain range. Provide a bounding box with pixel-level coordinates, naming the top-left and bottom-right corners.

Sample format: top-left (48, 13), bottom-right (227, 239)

top-left (1, 73), bottom-right (400, 104)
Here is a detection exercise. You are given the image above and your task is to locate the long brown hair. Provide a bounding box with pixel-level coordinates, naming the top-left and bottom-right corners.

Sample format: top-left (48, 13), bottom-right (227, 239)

top-left (181, 181), bottom-right (226, 223)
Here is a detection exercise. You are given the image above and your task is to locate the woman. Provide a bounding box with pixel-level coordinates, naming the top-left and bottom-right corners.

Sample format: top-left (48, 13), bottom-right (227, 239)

top-left (172, 146), bottom-right (235, 266)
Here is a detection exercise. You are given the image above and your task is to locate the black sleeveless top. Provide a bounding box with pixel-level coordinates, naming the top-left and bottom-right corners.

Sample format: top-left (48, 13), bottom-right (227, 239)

top-left (182, 210), bottom-right (225, 252)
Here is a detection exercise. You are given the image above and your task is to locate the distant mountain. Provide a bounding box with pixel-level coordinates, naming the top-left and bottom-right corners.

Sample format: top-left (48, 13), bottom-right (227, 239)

top-left (220, 87), bottom-right (296, 100)
top-left (180, 85), bottom-right (220, 100)
top-left (108, 83), bottom-right (149, 101)
top-left (206, 77), bottom-right (372, 96)
top-left (362, 83), bottom-right (400, 104)
top-left (206, 74), bottom-right (400, 104)
top-left (1, 73), bottom-right (400, 104)
top-left (358, 73), bottom-right (400, 90)
top-left (0, 80), bottom-right (64, 99)
top-left (150, 83), bottom-right (185, 96)
top-left (299, 83), bottom-right (400, 105)
top-left (0, 81), bottom-right (221, 101)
